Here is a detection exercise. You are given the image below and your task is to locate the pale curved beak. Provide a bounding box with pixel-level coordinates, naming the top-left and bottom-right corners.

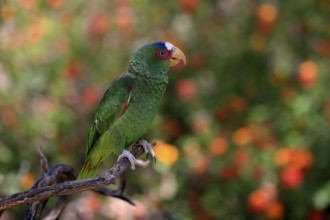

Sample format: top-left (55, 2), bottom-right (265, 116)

top-left (170, 47), bottom-right (186, 67)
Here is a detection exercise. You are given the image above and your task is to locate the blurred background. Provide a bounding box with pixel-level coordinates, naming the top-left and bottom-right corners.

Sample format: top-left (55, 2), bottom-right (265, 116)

top-left (1, 0), bottom-right (330, 219)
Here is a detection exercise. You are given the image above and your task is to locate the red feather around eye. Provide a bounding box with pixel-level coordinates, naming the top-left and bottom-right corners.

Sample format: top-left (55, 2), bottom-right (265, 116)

top-left (120, 86), bottom-right (133, 116)
top-left (155, 48), bottom-right (172, 60)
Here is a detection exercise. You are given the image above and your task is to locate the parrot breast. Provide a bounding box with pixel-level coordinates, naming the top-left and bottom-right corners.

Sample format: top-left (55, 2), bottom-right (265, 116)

top-left (114, 75), bottom-right (168, 147)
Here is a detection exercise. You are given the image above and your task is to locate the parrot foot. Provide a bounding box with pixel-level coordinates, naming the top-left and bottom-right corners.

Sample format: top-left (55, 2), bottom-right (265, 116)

top-left (138, 139), bottom-right (157, 162)
top-left (117, 150), bottom-right (137, 170)
top-left (135, 159), bottom-right (150, 168)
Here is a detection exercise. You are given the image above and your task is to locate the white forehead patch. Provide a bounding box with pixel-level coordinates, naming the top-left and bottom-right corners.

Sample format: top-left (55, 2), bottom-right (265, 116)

top-left (165, 42), bottom-right (174, 50)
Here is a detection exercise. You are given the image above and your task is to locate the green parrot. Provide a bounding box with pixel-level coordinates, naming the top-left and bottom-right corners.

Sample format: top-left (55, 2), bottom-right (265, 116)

top-left (78, 42), bottom-right (186, 179)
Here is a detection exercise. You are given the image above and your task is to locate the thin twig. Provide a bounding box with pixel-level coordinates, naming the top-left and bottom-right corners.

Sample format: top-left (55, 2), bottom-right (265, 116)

top-left (41, 196), bottom-right (66, 220)
top-left (94, 175), bottom-right (135, 206)
top-left (38, 147), bottom-right (49, 175)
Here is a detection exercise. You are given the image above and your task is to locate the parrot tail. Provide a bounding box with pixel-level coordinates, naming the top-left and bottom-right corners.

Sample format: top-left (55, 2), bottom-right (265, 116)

top-left (77, 158), bottom-right (101, 180)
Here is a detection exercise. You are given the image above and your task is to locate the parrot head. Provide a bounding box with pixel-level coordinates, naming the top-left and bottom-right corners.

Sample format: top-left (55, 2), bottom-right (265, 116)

top-left (153, 42), bottom-right (186, 67)
top-left (129, 41), bottom-right (186, 75)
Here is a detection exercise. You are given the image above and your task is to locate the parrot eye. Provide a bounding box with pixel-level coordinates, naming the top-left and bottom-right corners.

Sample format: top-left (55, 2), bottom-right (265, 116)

top-left (159, 50), bottom-right (168, 57)
top-left (155, 48), bottom-right (171, 60)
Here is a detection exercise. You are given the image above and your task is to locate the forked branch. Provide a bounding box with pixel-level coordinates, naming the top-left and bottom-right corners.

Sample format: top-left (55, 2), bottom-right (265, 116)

top-left (0, 145), bottom-right (146, 213)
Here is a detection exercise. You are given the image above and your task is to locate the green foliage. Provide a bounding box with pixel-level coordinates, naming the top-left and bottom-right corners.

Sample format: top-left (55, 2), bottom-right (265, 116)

top-left (1, 0), bottom-right (330, 219)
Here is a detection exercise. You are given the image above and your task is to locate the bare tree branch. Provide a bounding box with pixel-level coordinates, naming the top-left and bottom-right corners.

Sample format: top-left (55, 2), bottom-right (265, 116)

top-left (23, 164), bottom-right (76, 219)
top-left (0, 145), bottom-right (147, 212)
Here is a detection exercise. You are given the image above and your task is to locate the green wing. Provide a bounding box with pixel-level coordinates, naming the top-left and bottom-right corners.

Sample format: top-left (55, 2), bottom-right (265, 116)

top-left (85, 72), bottom-right (135, 156)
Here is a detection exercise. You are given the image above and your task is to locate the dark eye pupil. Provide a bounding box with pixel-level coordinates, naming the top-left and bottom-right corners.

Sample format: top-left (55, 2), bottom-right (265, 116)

top-left (160, 51), bottom-right (166, 56)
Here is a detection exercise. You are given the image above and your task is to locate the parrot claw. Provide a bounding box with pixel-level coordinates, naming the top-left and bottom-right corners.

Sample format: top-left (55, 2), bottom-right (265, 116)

top-left (117, 150), bottom-right (137, 170)
top-left (138, 140), bottom-right (156, 162)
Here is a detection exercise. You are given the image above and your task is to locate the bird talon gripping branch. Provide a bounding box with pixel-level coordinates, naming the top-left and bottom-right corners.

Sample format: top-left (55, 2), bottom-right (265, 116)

top-left (78, 42), bottom-right (186, 179)
top-left (138, 139), bottom-right (156, 161)
top-left (117, 150), bottom-right (137, 170)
